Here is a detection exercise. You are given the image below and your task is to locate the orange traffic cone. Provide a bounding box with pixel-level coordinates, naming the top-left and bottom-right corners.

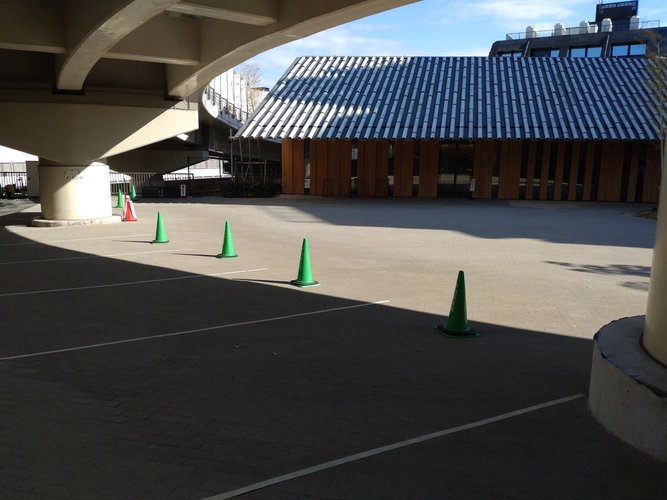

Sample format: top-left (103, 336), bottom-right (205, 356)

top-left (122, 195), bottom-right (137, 222)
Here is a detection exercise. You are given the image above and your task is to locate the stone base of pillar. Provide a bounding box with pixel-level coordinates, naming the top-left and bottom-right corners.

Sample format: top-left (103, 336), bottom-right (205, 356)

top-left (31, 215), bottom-right (121, 227)
top-left (589, 316), bottom-right (667, 462)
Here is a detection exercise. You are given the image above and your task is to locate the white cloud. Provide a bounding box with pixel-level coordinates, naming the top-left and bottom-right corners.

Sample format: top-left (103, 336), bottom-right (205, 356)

top-left (433, 0), bottom-right (591, 28)
top-left (242, 26), bottom-right (410, 87)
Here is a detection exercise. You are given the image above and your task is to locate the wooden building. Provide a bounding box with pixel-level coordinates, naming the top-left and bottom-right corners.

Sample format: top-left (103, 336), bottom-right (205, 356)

top-left (238, 56), bottom-right (662, 202)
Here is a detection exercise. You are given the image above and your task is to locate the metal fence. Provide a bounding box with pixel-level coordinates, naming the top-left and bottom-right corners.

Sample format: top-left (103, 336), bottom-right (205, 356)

top-left (0, 172), bottom-right (28, 197)
top-left (203, 86), bottom-right (249, 123)
top-left (506, 20), bottom-right (660, 40)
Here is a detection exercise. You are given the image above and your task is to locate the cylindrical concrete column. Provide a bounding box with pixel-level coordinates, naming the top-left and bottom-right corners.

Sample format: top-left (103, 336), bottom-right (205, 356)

top-left (38, 163), bottom-right (112, 220)
top-left (644, 157), bottom-right (667, 366)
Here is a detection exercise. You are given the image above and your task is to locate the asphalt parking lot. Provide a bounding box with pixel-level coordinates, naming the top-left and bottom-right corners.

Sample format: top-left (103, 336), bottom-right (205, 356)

top-left (0, 195), bottom-right (665, 499)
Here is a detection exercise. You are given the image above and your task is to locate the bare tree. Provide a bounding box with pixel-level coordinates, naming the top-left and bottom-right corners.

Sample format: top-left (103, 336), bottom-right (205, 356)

top-left (645, 31), bottom-right (667, 175)
top-left (237, 63), bottom-right (264, 114)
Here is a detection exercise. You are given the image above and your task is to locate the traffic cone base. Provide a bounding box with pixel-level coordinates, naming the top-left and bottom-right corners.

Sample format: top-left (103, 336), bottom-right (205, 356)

top-left (290, 279), bottom-right (320, 288)
top-left (290, 238), bottom-right (319, 288)
top-left (437, 270), bottom-right (477, 338)
top-left (435, 325), bottom-right (478, 338)
top-left (216, 221), bottom-right (238, 258)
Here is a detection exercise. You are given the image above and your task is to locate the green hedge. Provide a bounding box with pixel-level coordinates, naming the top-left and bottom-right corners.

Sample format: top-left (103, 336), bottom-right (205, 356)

top-left (222, 181), bottom-right (282, 198)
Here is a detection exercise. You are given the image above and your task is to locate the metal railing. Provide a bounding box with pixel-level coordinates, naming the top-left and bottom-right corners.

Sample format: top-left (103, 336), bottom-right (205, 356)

top-left (203, 86), bottom-right (249, 123)
top-left (0, 172), bottom-right (27, 196)
top-left (506, 20), bottom-right (660, 40)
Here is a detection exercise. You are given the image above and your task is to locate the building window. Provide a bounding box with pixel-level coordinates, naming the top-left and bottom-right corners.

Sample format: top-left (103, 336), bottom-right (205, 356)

top-left (569, 46), bottom-right (602, 57)
top-left (530, 48), bottom-right (559, 57)
top-left (612, 43), bottom-right (646, 57)
top-left (587, 46), bottom-right (602, 57)
top-left (498, 51), bottom-right (522, 57)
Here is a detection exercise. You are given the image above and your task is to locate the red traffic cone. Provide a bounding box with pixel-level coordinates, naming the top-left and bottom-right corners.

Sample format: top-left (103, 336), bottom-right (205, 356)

top-left (122, 195), bottom-right (137, 222)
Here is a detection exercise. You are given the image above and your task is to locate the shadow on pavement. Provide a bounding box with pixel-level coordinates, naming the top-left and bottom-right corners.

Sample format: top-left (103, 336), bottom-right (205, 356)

top-left (0, 209), bottom-right (664, 500)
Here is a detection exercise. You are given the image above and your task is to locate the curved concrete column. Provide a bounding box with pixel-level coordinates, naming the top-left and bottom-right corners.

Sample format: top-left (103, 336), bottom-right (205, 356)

top-left (644, 156), bottom-right (667, 366)
top-left (38, 163), bottom-right (112, 220)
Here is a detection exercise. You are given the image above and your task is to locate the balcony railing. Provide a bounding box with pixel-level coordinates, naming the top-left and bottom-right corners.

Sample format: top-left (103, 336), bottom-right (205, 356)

top-left (506, 20), bottom-right (660, 40)
top-left (203, 86), bottom-right (248, 123)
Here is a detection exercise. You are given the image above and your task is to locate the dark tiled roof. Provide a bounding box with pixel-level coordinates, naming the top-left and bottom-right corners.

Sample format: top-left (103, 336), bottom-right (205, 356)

top-left (236, 56), bottom-right (659, 141)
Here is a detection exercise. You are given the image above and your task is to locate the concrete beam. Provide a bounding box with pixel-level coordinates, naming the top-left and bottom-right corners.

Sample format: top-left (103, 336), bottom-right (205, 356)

top-left (167, 0), bottom-right (277, 26)
top-left (166, 0), bottom-right (419, 98)
top-left (104, 15), bottom-right (200, 66)
top-left (107, 147), bottom-right (209, 174)
top-left (57, 0), bottom-right (180, 91)
top-left (0, 98), bottom-right (198, 164)
top-left (0, 3), bottom-right (198, 66)
top-left (0, 0), bottom-right (64, 54)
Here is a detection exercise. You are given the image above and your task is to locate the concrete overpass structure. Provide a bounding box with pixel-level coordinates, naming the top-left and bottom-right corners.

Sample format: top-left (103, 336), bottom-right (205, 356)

top-left (0, 0), bottom-right (417, 221)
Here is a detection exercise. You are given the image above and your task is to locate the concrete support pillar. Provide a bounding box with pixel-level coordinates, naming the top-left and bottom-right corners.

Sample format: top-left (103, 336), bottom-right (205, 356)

top-left (644, 157), bottom-right (667, 366)
top-left (38, 162), bottom-right (111, 221)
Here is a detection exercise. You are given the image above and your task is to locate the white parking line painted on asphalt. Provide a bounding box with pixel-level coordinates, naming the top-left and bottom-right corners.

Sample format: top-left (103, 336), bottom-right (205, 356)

top-left (199, 394), bottom-right (586, 500)
top-left (0, 233), bottom-right (152, 247)
top-left (0, 248), bottom-right (194, 265)
top-left (0, 300), bottom-right (390, 361)
top-left (0, 268), bottom-right (268, 298)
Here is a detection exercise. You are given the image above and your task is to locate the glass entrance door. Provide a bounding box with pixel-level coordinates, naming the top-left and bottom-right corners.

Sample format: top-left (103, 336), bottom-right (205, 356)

top-left (437, 143), bottom-right (474, 197)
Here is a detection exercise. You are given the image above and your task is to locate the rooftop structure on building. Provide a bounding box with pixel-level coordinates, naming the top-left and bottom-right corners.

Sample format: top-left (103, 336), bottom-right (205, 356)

top-left (489, 1), bottom-right (667, 58)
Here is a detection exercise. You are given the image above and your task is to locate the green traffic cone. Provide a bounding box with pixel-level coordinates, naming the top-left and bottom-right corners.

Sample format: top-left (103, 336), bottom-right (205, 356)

top-left (151, 212), bottom-right (169, 244)
top-left (131, 185), bottom-right (137, 200)
top-left (437, 271), bottom-right (478, 338)
top-left (216, 221), bottom-right (238, 259)
top-left (114, 189), bottom-right (123, 208)
top-left (290, 238), bottom-right (320, 288)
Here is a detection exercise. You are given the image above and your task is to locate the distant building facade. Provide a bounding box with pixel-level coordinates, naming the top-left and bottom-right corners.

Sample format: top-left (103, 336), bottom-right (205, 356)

top-left (490, 1), bottom-right (667, 59)
top-left (237, 54), bottom-right (661, 203)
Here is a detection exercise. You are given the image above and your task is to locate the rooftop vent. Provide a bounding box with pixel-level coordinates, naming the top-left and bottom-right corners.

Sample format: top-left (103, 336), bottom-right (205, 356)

top-left (601, 18), bottom-right (613, 32)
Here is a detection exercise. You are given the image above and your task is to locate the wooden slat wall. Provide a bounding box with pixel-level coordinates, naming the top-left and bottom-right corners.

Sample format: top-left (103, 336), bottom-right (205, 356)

top-left (282, 139), bottom-right (294, 194)
top-left (327, 140), bottom-right (340, 195)
top-left (355, 140), bottom-right (390, 197)
top-left (553, 141), bottom-right (565, 201)
top-left (599, 141), bottom-right (624, 201)
top-left (583, 141), bottom-right (595, 201)
top-left (598, 142), bottom-right (611, 201)
top-left (473, 140), bottom-right (494, 199)
top-left (610, 142), bottom-right (625, 201)
top-left (376, 140), bottom-right (389, 196)
top-left (292, 139), bottom-right (305, 195)
top-left (419, 139), bottom-right (439, 197)
top-left (643, 145), bottom-right (661, 203)
top-left (308, 140), bottom-right (321, 195)
top-left (356, 141), bottom-right (368, 196)
top-left (339, 140), bottom-right (352, 195)
top-left (626, 142), bottom-right (640, 203)
top-left (394, 140), bottom-right (413, 197)
top-left (525, 141), bottom-right (537, 200)
top-left (568, 141), bottom-right (580, 201)
top-left (497, 141), bottom-right (509, 199)
top-left (507, 141), bottom-right (522, 199)
top-left (358, 140), bottom-right (377, 196)
top-left (539, 141), bottom-right (551, 200)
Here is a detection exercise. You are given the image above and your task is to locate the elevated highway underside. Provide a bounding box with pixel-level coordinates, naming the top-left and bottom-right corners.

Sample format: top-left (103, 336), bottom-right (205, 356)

top-left (0, 0), bottom-right (417, 221)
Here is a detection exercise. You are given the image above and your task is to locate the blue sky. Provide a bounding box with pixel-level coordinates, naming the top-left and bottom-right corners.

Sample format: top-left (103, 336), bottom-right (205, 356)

top-left (2, 0), bottom-right (666, 162)
top-left (242, 0), bottom-right (667, 88)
